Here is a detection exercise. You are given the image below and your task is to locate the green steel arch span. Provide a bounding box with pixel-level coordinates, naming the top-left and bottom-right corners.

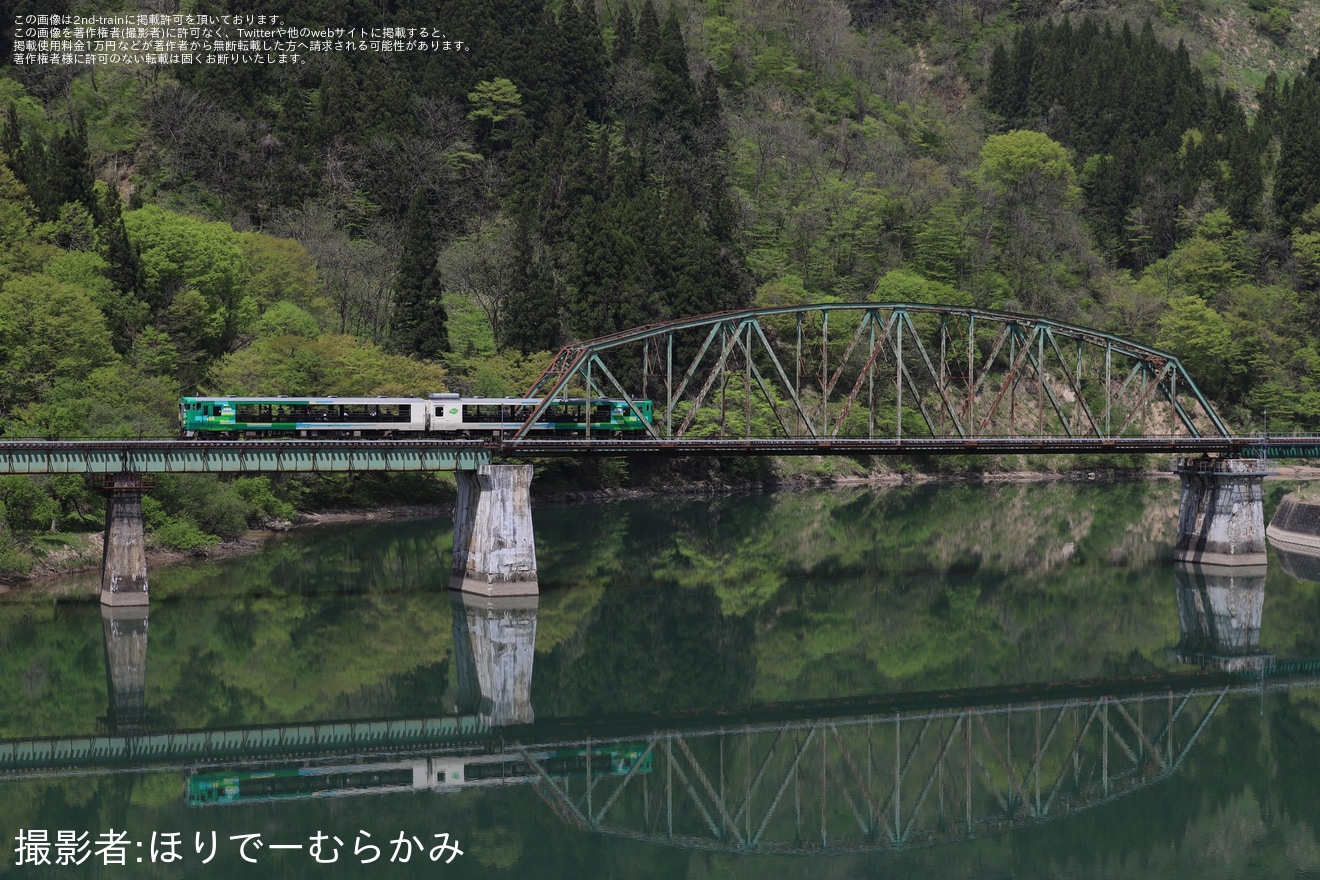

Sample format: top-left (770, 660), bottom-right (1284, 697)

top-left (513, 303), bottom-right (1234, 450)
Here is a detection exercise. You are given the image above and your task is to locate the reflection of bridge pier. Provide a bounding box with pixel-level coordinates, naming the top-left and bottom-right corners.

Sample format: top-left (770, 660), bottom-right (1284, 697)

top-left (451, 590), bottom-right (538, 726)
top-left (101, 604), bottom-right (149, 731)
top-left (1174, 562), bottom-right (1272, 672)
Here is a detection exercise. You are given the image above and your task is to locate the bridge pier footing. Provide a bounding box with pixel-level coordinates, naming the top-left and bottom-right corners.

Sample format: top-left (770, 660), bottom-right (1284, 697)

top-left (450, 464), bottom-right (538, 596)
top-left (1174, 457), bottom-right (1267, 566)
top-left (100, 474), bottom-right (149, 606)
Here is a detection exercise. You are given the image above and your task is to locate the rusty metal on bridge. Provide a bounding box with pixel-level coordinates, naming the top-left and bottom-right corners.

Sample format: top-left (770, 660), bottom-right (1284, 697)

top-left (512, 304), bottom-right (1235, 455)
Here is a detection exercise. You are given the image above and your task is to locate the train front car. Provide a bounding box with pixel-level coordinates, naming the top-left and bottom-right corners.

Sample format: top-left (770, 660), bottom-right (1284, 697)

top-left (178, 396), bottom-right (428, 438)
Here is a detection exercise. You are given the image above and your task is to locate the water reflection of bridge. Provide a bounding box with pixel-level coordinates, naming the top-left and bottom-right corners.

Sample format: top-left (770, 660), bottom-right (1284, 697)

top-left (4, 672), bottom-right (1307, 854)
top-left (3, 563), bottom-right (1314, 854)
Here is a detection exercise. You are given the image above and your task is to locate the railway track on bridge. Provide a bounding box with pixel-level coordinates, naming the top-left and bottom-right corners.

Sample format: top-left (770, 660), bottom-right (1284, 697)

top-left (0, 435), bottom-right (1314, 471)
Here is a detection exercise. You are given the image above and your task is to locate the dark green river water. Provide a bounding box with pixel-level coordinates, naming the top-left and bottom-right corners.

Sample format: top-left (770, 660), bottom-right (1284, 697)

top-left (3, 480), bottom-right (1320, 878)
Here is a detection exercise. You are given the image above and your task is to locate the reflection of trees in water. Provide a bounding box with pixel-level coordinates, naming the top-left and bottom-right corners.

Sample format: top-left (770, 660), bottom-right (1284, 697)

top-left (533, 582), bottom-right (756, 717)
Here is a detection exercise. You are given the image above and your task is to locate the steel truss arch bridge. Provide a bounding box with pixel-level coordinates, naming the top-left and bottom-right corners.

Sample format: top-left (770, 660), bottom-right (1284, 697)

top-left (508, 303), bottom-right (1250, 456)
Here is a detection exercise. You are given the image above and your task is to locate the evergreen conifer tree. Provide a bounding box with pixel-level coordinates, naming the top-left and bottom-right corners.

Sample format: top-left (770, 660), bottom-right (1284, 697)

top-left (391, 189), bottom-right (449, 359)
top-left (501, 215), bottom-right (561, 353)
top-left (98, 187), bottom-right (143, 300)
top-left (636, 2), bottom-right (660, 63)
top-left (1275, 70), bottom-right (1320, 230)
top-left (612, 4), bottom-right (635, 63)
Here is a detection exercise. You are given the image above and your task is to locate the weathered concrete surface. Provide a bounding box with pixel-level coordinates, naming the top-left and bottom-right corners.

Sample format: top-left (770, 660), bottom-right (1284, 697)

top-left (1267, 494), bottom-right (1320, 553)
top-left (101, 474), bottom-right (149, 605)
top-left (451, 590), bottom-right (537, 727)
top-left (1174, 457), bottom-right (1267, 566)
top-left (1174, 562), bottom-right (1270, 672)
top-left (451, 464), bottom-right (538, 597)
top-left (101, 604), bottom-right (149, 731)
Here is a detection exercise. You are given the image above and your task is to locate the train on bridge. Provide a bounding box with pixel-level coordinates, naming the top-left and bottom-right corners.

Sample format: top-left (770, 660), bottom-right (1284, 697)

top-left (179, 394), bottom-right (654, 439)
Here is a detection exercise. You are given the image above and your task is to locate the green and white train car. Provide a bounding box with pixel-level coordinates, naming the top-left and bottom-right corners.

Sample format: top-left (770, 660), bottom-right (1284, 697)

top-left (179, 396), bottom-right (428, 438)
top-left (179, 394), bottom-right (654, 438)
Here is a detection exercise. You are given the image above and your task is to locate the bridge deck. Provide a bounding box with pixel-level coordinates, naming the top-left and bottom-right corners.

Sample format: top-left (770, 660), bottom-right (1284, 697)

top-left (0, 441), bottom-right (489, 474)
top-left (0, 436), bottom-right (1312, 473)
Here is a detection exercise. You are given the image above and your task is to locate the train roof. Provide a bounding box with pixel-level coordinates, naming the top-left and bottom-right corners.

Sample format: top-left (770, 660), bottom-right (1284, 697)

top-left (179, 396), bottom-right (423, 405)
top-left (179, 396), bottom-right (646, 405)
top-left (455, 397), bottom-right (645, 403)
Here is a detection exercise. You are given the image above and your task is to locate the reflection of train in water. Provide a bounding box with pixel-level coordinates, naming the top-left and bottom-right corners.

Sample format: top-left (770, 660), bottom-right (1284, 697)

top-left (178, 394), bottom-right (654, 439)
top-left (185, 745), bottom-right (653, 806)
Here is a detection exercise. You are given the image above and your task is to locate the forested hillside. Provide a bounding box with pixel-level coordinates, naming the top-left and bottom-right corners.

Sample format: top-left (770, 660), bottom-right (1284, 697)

top-left (0, 0), bottom-right (1317, 564)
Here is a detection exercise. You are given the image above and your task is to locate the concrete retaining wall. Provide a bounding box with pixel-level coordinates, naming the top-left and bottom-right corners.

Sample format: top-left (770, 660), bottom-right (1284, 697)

top-left (1267, 495), bottom-right (1320, 553)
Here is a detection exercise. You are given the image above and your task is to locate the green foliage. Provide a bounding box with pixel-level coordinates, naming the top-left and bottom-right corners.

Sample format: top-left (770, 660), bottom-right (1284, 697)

top-left (209, 333), bottom-right (445, 397)
top-left (1256, 6), bottom-right (1292, 38)
top-left (254, 302), bottom-right (320, 340)
top-left (0, 273), bottom-right (115, 412)
top-left (389, 189), bottom-right (448, 360)
top-left (0, 528), bottom-right (32, 573)
top-left (122, 205), bottom-right (254, 380)
top-left (148, 475), bottom-right (249, 543)
top-left (236, 232), bottom-right (323, 318)
top-left (872, 268), bottom-right (972, 306)
top-left (0, 360), bottom-right (165, 447)
top-left (0, 157), bottom-right (43, 283)
top-left (985, 18), bottom-right (1265, 268)
top-left (148, 513), bottom-right (222, 552)
top-left (1271, 58), bottom-right (1320, 230)
top-left (1170, 236), bottom-right (1242, 298)
top-left (0, 475), bottom-right (57, 533)
top-left (1, 0), bottom-right (1315, 473)
top-left (230, 477), bottom-right (296, 524)
top-left (441, 291), bottom-right (496, 359)
top-left (466, 77), bottom-right (525, 138)
top-left (1293, 230), bottom-right (1320, 290)
top-left (448, 351), bottom-right (553, 398)
top-left (1156, 295), bottom-right (1234, 394)
top-left (913, 197), bottom-right (973, 286)
top-left (40, 250), bottom-right (144, 348)
top-left (976, 130), bottom-right (1078, 201)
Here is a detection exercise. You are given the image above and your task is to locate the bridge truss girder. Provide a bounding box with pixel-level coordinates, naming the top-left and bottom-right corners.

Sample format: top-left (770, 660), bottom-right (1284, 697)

top-left (518, 305), bottom-right (1231, 443)
top-left (521, 687), bottom-right (1228, 854)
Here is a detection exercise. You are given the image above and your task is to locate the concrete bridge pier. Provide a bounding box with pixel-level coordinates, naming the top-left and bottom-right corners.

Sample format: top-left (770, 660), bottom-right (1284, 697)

top-left (101, 604), bottom-right (149, 731)
top-left (1174, 457), bottom-right (1267, 566)
top-left (450, 464), bottom-right (538, 597)
top-left (100, 473), bottom-right (149, 606)
top-left (451, 591), bottom-right (537, 727)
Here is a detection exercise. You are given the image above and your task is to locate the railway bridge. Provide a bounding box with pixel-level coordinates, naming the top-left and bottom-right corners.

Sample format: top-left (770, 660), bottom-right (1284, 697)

top-left (2, 303), bottom-right (1318, 601)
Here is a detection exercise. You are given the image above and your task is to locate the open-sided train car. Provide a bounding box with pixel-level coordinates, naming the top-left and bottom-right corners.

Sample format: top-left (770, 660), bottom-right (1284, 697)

top-left (179, 395), bottom-right (654, 438)
top-left (179, 396), bottom-right (428, 437)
